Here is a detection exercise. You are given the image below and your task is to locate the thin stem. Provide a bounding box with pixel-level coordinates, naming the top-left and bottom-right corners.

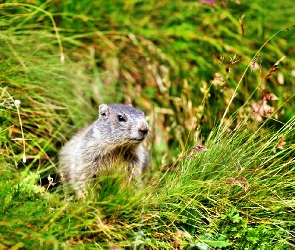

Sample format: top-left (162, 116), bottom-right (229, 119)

top-left (217, 26), bottom-right (289, 134)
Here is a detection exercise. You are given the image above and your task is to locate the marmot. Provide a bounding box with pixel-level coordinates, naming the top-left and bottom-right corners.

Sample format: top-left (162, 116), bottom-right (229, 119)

top-left (59, 104), bottom-right (149, 198)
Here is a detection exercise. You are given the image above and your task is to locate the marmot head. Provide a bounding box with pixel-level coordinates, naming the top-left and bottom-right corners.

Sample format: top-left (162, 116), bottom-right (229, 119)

top-left (95, 104), bottom-right (149, 146)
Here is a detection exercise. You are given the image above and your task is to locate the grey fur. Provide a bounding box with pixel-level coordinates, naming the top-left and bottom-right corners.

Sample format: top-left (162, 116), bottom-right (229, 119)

top-left (59, 104), bottom-right (149, 198)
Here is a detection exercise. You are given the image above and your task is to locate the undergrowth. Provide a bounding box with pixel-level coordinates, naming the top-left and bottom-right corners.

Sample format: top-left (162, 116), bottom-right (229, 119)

top-left (1, 117), bottom-right (294, 249)
top-left (0, 0), bottom-right (295, 249)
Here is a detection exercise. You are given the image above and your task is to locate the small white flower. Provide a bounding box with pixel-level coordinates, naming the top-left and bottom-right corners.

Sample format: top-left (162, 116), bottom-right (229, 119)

top-left (47, 175), bottom-right (53, 183)
top-left (23, 154), bottom-right (26, 163)
top-left (14, 99), bottom-right (21, 108)
top-left (60, 54), bottom-right (65, 63)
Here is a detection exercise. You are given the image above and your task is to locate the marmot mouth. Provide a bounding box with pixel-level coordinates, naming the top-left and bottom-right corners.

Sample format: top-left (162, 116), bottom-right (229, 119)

top-left (131, 137), bottom-right (146, 142)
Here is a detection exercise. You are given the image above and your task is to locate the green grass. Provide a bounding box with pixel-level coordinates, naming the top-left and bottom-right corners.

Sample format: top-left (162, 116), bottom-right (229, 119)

top-left (1, 0), bottom-right (295, 249)
top-left (1, 117), bottom-right (294, 248)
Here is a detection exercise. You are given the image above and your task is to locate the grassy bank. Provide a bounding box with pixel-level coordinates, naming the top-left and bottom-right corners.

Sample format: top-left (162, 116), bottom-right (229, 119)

top-left (1, 117), bottom-right (294, 248)
top-left (0, 0), bottom-right (295, 248)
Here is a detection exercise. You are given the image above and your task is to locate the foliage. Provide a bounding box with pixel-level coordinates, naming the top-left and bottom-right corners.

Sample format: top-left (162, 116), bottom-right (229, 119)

top-left (0, 0), bottom-right (295, 249)
top-left (2, 0), bottom-right (295, 161)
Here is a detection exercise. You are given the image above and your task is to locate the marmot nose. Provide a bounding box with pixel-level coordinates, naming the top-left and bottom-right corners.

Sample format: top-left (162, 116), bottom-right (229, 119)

top-left (139, 128), bottom-right (149, 137)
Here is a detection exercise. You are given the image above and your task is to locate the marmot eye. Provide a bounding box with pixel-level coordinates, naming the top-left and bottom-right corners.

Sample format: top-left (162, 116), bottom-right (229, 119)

top-left (117, 115), bottom-right (126, 122)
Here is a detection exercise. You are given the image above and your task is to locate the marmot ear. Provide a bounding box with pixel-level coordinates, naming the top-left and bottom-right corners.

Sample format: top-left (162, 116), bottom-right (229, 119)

top-left (99, 104), bottom-right (109, 117)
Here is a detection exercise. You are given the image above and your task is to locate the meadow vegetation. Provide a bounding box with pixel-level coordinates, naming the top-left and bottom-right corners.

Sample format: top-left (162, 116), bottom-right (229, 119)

top-left (0, 0), bottom-right (295, 248)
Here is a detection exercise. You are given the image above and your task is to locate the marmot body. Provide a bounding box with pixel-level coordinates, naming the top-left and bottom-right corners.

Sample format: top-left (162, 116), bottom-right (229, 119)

top-left (59, 104), bottom-right (149, 198)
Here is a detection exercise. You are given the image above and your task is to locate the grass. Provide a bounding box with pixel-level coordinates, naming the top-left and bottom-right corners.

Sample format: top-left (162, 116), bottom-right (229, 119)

top-left (1, 0), bottom-right (295, 249)
top-left (1, 116), bottom-right (294, 248)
